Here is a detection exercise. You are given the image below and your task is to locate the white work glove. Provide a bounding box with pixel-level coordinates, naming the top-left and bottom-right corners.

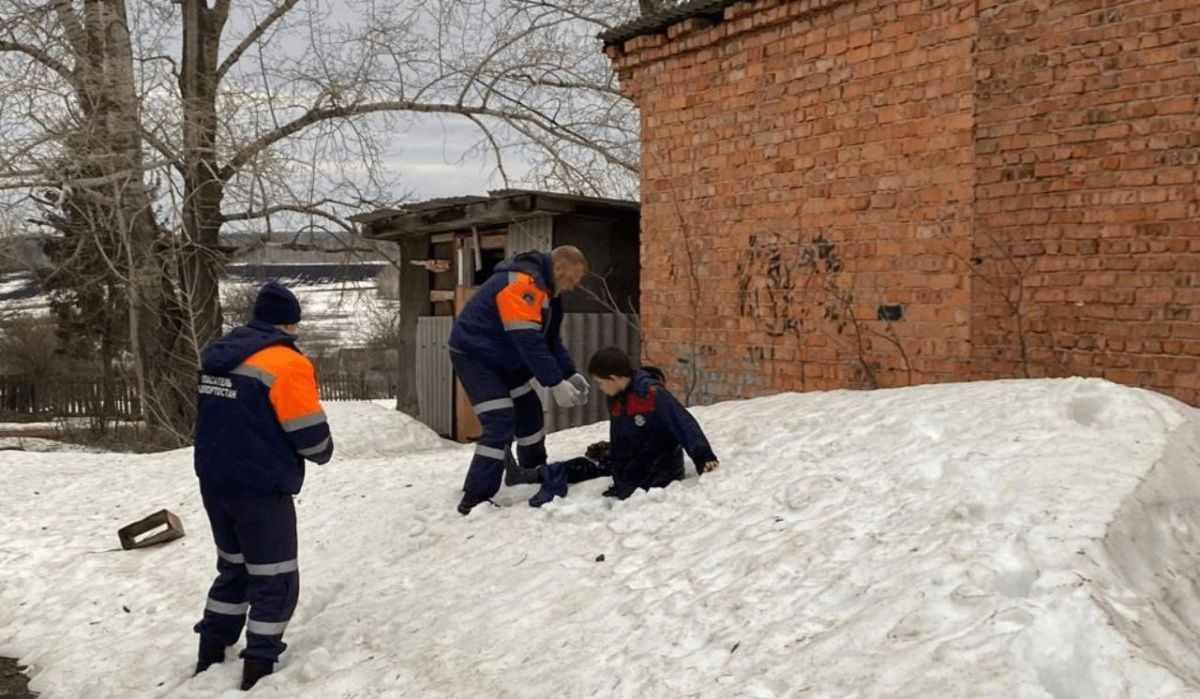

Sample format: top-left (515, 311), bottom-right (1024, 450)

top-left (566, 373), bottom-right (590, 406)
top-left (551, 379), bottom-right (583, 409)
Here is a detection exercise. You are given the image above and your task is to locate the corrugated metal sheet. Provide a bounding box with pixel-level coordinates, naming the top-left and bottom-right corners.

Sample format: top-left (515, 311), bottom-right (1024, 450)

top-left (506, 216), bottom-right (553, 256)
top-left (415, 312), bottom-right (640, 438)
top-left (416, 316), bottom-right (454, 436)
top-left (543, 313), bottom-right (641, 433)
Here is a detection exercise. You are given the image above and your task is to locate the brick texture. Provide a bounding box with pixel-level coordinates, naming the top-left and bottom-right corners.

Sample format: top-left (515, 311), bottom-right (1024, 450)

top-left (972, 0), bottom-right (1200, 404)
top-left (608, 0), bottom-right (1200, 406)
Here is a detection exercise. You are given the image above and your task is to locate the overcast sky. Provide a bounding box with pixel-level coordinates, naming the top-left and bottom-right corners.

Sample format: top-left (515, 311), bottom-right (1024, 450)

top-left (257, 0), bottom-right (547, 204)
top-left (381, 116), bottom-right (533, 201)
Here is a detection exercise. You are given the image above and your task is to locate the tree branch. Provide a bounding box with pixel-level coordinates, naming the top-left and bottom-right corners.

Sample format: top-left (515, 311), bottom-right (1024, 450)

top-left (0, 40), bottom-right (78, 90)
top-left (219, 98), bottom-right (638, 183)
top-left (509, 1), bottom-right (616, 30)
top-left (140, 127), bottom-right (185, 176)
top-left (464, 113), bottom-right (510, 187)
top-left (216, 0), bottom-right (301, 81)
top-left (507, 72), bottom-right (624, 98)
top-left (0, 157), bottom-right (176, 192)
top-left (221, 200), bottom-right (353, 232)
top-left (231, 232), bottom-right (374, 256)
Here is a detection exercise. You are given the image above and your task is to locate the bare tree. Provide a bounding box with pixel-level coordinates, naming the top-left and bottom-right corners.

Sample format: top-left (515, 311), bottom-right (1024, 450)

top-left (0, 0), bottom-right (642, 438)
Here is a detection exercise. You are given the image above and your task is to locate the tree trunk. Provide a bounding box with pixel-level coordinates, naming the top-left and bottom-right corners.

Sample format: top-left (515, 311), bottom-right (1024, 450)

top-left (179, 0), bottom-right (228, 351)
top-left (89, 0), bottom-right (192, 438)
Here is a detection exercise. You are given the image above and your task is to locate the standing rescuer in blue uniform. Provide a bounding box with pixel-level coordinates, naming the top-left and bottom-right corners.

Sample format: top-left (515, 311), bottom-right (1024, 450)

top-left (192, 282), bottom-right (334, 691)
top-left (448, 245), bottom-right (591, 515)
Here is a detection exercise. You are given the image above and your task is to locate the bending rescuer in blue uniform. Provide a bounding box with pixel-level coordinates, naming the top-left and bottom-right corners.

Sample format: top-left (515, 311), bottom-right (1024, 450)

top-left (448, 246), bottom-right (591, 515)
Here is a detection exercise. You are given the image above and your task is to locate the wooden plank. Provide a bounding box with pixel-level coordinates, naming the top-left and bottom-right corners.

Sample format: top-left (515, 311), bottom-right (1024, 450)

top-left (480, 233), bottom-right (507, 250)
top-left (410, 258), bottom-right (451, 273)
top-left (430, 290), bottom-right (455, 302)
top-left (454, 286), bottom-right (483, 442)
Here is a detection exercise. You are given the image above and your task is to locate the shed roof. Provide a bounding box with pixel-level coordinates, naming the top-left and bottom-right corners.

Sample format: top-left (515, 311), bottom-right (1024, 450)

top-left (356, 189), bottom-right (638, 241)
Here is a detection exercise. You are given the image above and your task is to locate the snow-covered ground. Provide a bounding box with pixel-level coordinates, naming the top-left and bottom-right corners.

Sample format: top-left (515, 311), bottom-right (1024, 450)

top-left (2, 379), bottom-right (1200, 698)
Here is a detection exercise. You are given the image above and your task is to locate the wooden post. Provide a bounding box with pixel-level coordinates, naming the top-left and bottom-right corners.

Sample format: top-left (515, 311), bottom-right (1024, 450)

top-left (396, 235), bottom-right (431, 418)
top-left (453, 286), bottom-right (483, 442)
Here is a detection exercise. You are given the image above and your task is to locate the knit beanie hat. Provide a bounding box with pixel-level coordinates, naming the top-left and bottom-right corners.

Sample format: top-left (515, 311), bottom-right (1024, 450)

top-left (252, 281), bottom-right (301, 325)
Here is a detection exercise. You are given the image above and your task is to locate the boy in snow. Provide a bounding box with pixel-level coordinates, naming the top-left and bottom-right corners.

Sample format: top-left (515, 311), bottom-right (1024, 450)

top-left (520, 366), bottom-right (669, 503)
top-left (529, 347), bottom-right (719, 507)
top-left (448, 246), bottom-right (591, 515)
top-left (192, 282), bottom-right (334, 690)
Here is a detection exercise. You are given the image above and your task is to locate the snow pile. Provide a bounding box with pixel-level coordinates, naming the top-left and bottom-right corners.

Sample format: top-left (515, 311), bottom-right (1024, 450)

top-left (322, 401), bottom-right (452, 457)
top-left (2, 378), bottom-right (1200, 698)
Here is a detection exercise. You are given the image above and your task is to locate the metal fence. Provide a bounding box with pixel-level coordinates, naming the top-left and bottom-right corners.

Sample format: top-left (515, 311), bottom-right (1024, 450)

top-left (416, 316), bottom-right (455, 436)
top-left (0, 374), bottom-right (393, 418)
top-left (320, 376), bottom-right (396, 401)
top-left (544, 313), bottom-right (641, 432)
top-left (0, 377), bottom-right (140, 418)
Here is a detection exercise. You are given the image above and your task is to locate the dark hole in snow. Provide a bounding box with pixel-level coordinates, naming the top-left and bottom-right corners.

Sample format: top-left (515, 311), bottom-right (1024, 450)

top-left (595, 554), bottom-right (605, 562)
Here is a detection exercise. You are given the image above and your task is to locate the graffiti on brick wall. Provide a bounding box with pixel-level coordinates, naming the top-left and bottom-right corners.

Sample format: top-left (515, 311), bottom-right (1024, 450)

top-left (736, 232), bottom-right (843, 336)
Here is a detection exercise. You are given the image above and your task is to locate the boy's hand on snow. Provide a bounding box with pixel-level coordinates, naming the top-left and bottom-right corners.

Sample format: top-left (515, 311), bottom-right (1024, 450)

top-left (703, 460), bottom-right (719, 474)
top-left (551, 379), bottom-right (583, 408)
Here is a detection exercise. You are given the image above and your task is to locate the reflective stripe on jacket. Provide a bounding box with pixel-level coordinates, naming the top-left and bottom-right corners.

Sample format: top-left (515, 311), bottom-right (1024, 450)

top-left (195, 320), bottom-right (333, 496)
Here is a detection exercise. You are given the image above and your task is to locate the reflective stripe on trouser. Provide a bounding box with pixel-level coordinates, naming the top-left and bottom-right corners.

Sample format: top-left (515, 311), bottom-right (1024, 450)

top-left (194, 491), bottom-right (300, 663)
top-left (451, 351), bottom-right (542, 499)
top-left (511, 387), bottom-right (546, 470)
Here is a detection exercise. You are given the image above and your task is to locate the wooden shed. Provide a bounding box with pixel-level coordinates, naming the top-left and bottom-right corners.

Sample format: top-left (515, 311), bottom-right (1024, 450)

top-left (356, 189), bottom-right (641, 440)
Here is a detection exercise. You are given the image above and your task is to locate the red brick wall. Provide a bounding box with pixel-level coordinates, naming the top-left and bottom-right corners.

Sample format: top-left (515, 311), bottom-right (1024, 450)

top-left (973, 0), bottom-right (1200, 404)
top-left (609, 0), bottom-right (1200, 406)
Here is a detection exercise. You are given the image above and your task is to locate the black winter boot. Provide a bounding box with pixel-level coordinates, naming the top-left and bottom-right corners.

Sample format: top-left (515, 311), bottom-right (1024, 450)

top-left (528, 462), bottom-right (568, 508)
top-left (194, 636), bottom-right (225, 675)
top-left (241, 658), bottom-right (274, 691)
top-left (457, 492), bottom-right (496, 515)
top-left (502, 450), bottom-right (541, 486)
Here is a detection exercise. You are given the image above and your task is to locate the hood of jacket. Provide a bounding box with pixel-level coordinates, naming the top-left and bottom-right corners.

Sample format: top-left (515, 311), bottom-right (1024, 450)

top-left (494, 251), bottom-right (555, 295)
top-left (201, 319), bottom-right (297, 373)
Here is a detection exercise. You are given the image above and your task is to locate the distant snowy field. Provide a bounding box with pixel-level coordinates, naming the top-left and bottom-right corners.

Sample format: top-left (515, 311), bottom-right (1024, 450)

top-left (0, 263), bottom-right (395, 350)
top-left (0, 272), bottom-right (48, 317)
top-left (2, 380), bottom-right (1200, 698)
